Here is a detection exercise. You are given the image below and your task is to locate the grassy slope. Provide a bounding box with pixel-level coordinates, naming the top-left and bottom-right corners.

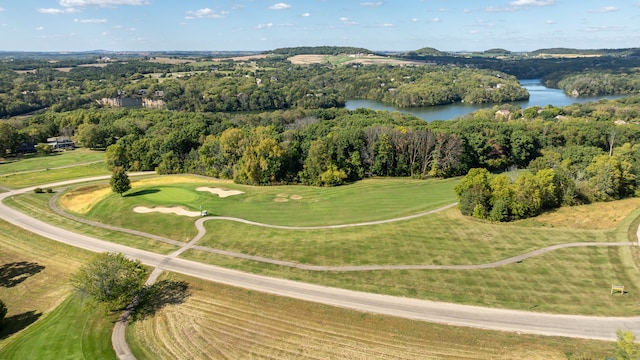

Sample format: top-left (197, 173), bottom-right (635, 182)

top-left (0, 149), bottom-right (105, 175)
top-left (0, 162), bottom-right (109, 189)
top-left (0, 219), bottom-right (116, 359)
top-left (128, 272), bottom-right (614, 360)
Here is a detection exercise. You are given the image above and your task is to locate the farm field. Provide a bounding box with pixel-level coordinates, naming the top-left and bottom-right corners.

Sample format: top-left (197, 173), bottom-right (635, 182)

top-left (127, 272), bottom-right (614, 359)
top-left (287, 54), bottom-right (427, 66)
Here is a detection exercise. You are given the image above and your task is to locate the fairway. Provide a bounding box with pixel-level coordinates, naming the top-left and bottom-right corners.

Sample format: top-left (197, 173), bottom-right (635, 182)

top-left (0, 149), bottom-right (104, 175)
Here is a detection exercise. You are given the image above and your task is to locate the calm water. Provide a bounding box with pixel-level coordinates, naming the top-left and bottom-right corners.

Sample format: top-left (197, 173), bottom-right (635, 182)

top-left (345, 79), bottom-right (625, 122)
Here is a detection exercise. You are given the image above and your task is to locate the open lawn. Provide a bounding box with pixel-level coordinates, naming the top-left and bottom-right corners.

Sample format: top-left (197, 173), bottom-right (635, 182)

top-left (76, 177), bottom-right (458, 241)
top-left (0, 162), bottom-right (109, 189)
top-left (0, 149), bottom-right (104, 176)
top-left (0, 218), bottom-right (116, 359)
top-left (182, 204), bottom-right (640, 316)
top-left (0, 293), bottom-right (117, 360)
top-left (128, 272), bottom-right (615, 360)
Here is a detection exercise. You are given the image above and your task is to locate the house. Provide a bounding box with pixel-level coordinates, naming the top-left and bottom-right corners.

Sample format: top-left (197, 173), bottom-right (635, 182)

top-left (47, 136), bottom-right (75, 151)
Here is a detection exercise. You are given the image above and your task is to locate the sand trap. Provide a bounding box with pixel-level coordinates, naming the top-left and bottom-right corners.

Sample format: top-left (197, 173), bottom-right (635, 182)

top-left (274, 198), bottom-right (289, 202)
top-left (290, 195), bottom-right (302, 200)
top-left (196, 187), bottom-right (244, 198)
top-left (133, 206), bottom-right (201, 217)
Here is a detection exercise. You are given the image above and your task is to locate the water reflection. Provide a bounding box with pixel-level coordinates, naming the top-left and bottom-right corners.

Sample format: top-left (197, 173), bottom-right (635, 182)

top-left (345, 79), bottom-right (624, 122)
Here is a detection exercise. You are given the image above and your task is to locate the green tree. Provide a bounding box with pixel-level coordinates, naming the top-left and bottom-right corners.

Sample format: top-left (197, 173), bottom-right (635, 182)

top-left (110, 167), bottom-right (131, 196)
top-left (72, 252), bottom-right (148, 311)
top-left (455, 168), bottom-right (492, 218)
top-left (615, 330), bottom-right (640, 360)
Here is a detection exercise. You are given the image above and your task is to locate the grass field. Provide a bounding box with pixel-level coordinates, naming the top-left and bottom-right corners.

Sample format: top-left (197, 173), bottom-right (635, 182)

top-left (0, 162), bottom-right (109, 189)
top-left (127, 272), bottom-right (615, 360)
top-left (0, 293), bottom-right (117, 360)
top-left (0, 149), bottom-right (104, 175)
top-left (5, 192), bottom-right (179, 254)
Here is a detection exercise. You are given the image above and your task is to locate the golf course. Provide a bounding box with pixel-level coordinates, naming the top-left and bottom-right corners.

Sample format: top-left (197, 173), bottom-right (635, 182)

top-left (1, 150), bottom-right (639, 359)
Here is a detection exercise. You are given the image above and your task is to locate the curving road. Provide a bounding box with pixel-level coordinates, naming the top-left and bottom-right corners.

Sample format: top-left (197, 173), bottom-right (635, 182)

top-left (1, 175), bottom-right (640, 345)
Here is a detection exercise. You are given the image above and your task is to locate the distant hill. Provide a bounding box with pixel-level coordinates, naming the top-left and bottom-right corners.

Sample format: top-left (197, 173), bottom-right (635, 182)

top-left (529, 48), bottom-right (640, 57)
top-left (484, 48), bottom-right (511, 55)
top-left (403, 47), bottom-right (446, 57)
top-left (267, 46), bottom-right (374, 56)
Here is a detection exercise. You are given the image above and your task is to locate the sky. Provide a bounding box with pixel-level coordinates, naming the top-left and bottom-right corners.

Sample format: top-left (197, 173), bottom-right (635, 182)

top-left (0, 0), bottom-right (639, 52)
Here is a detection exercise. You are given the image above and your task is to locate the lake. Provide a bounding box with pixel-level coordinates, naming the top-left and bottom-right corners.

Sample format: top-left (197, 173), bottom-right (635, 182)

top-left (345, 79), bottom-right (625, 122)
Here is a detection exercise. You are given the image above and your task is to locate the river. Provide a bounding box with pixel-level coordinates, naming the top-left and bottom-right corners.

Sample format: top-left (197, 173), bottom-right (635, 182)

top-left (345, 79), bottom-right (625, 122)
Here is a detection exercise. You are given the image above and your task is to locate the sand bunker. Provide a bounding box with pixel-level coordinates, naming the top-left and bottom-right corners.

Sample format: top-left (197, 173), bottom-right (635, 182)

top-left (196, 187), bottom-right (244, 198)
top-left (133, 206), bottom-right (201, 217)
top-left (273, 194), bottom-right (302, 202)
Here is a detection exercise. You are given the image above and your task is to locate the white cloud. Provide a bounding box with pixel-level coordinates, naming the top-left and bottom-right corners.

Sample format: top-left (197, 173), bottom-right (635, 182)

top-left (411, 18), bottom-right (418, 22)
top-left (269, 3), bottom-right (291, 10)
top-left (74, 18), bottom-right (108, 23)
top-left (59, 0), bottom-right (148, 7)
top-left (301, 12), bottom-right (310, 17)
top-left (339, 17), bottom-right (359, 25)
top-left (484, 6), bottom-right (517, 12)
top-left (0, 8), bottom-right (5, 12)
top-left (257, 23), bottom-right (274, 29)
top-left (590, 6), bottom-right (618, 13)
top-left (381, 23), bottom-right (394, 27)
top-left (35, 26), bottom-right (45, 31)
top-left (38, 8), bottom-right (79, 14)
top-left (582, 25), bottom-right (625, 32)
top-left (38, 8), bottom-right (65, 14)
top-left (545, 19), bottom-right (556, 24)
top-left (431, 17), bottom-right (441, 22)
top-left (101, 31), bottom-right (109, 36)
top-left (185, 8), bottom-right (228, 19)
top-left (360, 1), bottom-right (383, 7)
top-left (510, 0), bottom-right (555, 6)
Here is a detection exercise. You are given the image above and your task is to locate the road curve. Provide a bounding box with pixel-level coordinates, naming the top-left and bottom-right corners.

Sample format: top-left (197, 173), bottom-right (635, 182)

top-left (1, 175), bottom-right (640, 342)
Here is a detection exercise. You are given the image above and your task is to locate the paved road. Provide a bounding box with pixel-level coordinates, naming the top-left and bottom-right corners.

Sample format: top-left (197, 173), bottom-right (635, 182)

top-left (1, 175), bottom-right (640, 343)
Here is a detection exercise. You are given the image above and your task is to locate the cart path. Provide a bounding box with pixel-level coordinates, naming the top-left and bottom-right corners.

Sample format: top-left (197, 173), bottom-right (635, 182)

top-left (2, 174), bottom-right (640, 360)
top-left (49, 191), bottom-right (634, 271)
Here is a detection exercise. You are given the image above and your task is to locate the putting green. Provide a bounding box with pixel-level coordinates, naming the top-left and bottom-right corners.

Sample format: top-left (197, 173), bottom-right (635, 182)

top-left (141, 186), bottom-right (199, 203)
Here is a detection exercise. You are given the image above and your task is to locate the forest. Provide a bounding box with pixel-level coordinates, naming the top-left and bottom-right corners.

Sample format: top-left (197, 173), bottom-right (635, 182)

top-left (2, 46), bottom-right (640, 221)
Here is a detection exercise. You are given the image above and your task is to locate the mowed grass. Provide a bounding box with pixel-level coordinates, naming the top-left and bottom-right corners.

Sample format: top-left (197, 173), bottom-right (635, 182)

top-left (183, 204), bottom-right (640, 316)
top-left (0, 293), bottom-right (117, 360)
top-left (0, 218), bottom-right (116, 359)
top-left (197, 206), bottom-right (622, 266)
top-left (0, 162), bottom-right (109, 189)
top-left (127, 272), bottom-right (615, 360)
top-left (78, 177), bottom-right (458, 241)
top-left (0, 149), bottom-right (104, 175)
top-left (4, 192), bottom-right (179, 254)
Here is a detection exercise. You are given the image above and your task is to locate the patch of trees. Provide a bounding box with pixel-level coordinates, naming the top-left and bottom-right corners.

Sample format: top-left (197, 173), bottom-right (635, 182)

top-left (268, 46), bottom-right (373, 56)
top-left (543, 70), bottom-right (640, 97)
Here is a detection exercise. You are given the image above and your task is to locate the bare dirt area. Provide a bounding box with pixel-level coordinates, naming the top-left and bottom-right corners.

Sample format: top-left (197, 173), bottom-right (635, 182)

top-left (133, 206), bottom-right (201, 217)
top-left (78, 63), bottom-right (110, 68)
top-left (195, 187), bottom-right (244, 198)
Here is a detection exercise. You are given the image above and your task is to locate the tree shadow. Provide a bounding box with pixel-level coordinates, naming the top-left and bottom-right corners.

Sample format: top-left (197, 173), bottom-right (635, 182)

top-left (0, 262), bottom-right (45, 288)
top-left (0, 311), bottom-right (42, 339)
top-left (125, 188), bottom-right (160, 197)
top-left (132, 280), bottom-right (191, 321)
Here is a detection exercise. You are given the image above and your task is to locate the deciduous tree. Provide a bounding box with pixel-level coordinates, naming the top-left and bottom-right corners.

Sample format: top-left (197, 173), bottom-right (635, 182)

top-left (110, 167), bottom-right (131, 196)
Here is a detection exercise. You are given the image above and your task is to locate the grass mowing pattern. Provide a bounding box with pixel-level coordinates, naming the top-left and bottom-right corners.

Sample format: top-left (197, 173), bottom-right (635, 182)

top-left (0, 162), bottom-right (109, 189)
top-left (0, 218), bottom-right (116, 359)
top-left (127, 273), bottom-right (614, 360)
top-left (0, 293), bottom-right (117, 360)
top-left (197, 207), bottom-right (623, 266)
top-left (0, 149), bottom-right (104, 175)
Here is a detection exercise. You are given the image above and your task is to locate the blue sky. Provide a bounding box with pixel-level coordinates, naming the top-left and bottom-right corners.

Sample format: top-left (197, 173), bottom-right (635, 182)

top-left (1, 0), bottom-right (639, 52)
